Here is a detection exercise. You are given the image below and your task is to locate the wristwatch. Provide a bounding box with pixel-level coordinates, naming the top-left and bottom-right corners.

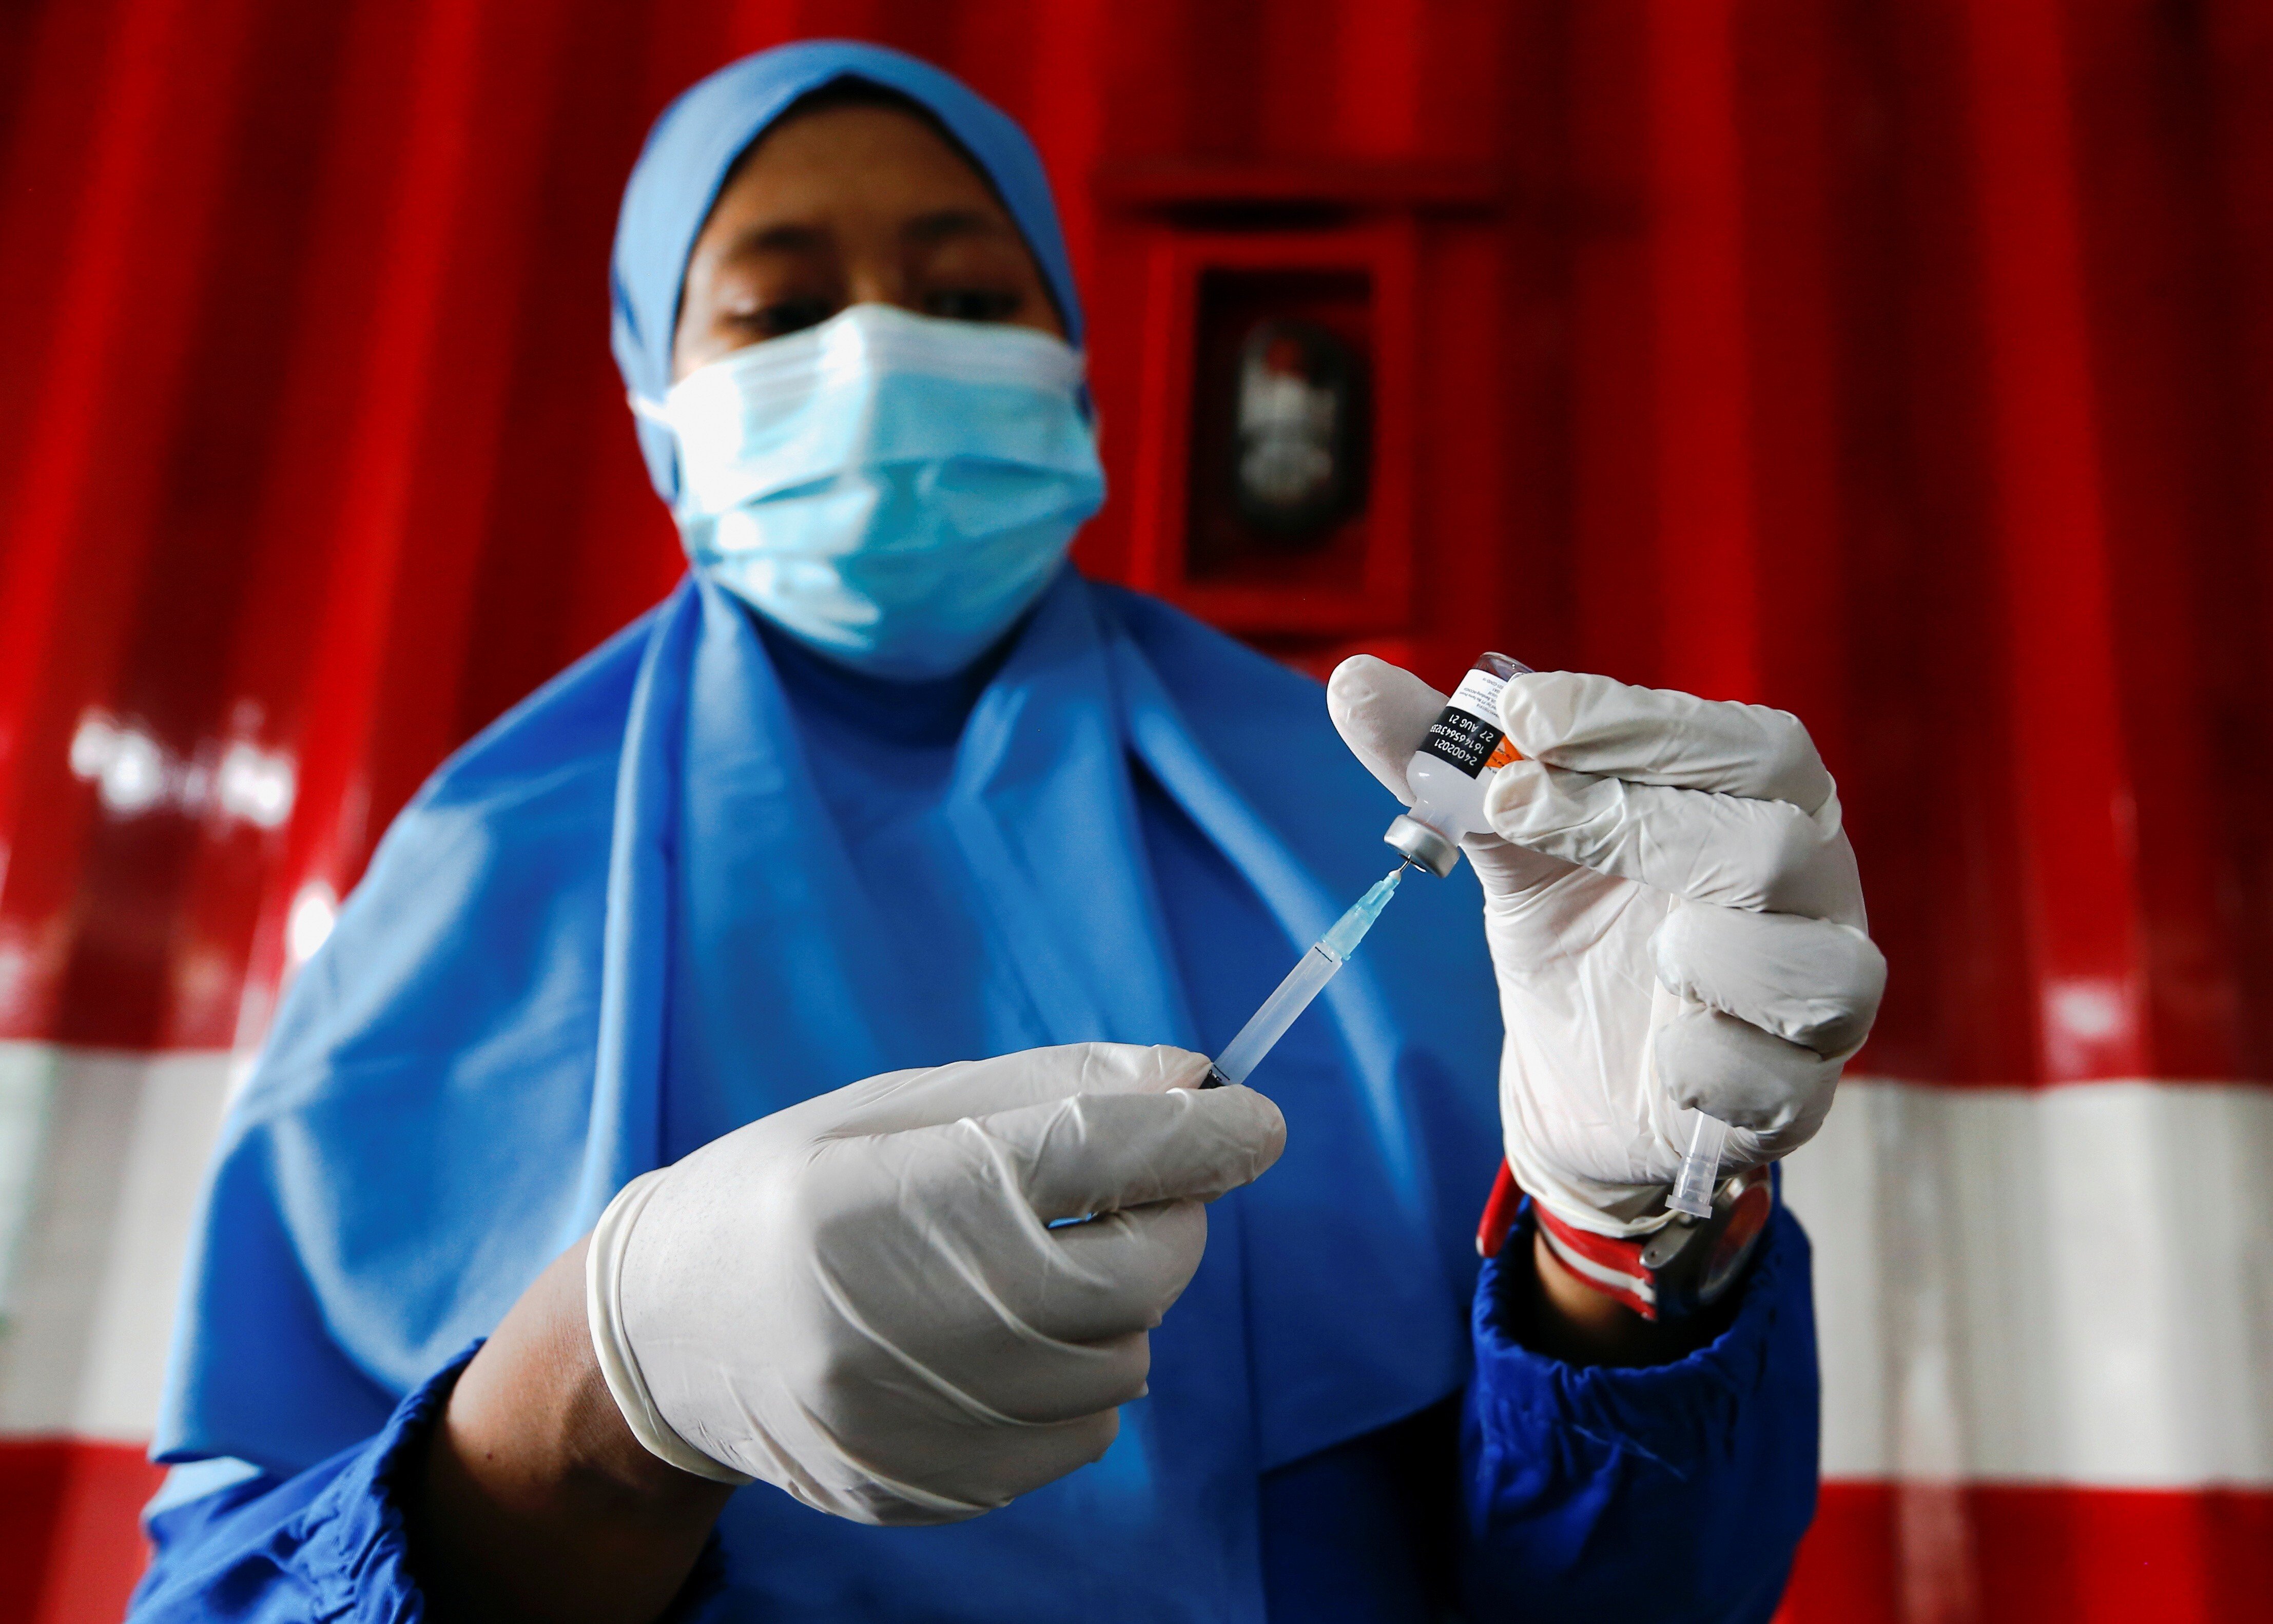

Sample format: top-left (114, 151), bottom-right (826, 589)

top-left (1474, 1158), bottom-right (1774, 1322)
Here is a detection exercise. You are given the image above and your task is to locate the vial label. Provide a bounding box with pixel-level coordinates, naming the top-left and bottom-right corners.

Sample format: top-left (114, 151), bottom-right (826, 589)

top-left (1422, 668), bottom-right (1525, 778)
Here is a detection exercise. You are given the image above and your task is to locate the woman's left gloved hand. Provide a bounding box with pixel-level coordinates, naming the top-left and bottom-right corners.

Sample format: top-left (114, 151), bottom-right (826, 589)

top-left (1329, 657), bottom-right (1886, 1237)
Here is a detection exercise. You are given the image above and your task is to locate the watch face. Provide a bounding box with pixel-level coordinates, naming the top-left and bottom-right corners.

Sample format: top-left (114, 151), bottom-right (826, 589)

top-left (1698, 1178), bottom-right (1775, 1302)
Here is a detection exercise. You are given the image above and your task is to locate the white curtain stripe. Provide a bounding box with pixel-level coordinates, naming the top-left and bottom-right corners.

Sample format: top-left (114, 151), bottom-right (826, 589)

top-left (0, 1042), bottom-right (235, 1439)
top-left (1789, 1077), bottom-right (2273, 1486)
top-left (4, 1042), bottom-right (2269, 1497)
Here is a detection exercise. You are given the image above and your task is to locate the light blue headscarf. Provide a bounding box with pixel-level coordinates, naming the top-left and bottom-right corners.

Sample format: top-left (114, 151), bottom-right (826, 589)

top-left (155, 43), bottom-right (1503, 1621)
top-left (611, 40), bottom-right (1085, 504)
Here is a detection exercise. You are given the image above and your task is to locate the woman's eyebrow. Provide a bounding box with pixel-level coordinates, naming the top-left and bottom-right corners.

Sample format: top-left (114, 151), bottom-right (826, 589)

top-left (902, 207), bottom-right (1013, 245)
top-left (720, 221), bottom-right (829, 259)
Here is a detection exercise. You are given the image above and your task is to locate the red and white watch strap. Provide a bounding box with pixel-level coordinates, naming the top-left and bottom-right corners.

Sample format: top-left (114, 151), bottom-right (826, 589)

top-left (1474, 1158), bottom-right (1775, 1321)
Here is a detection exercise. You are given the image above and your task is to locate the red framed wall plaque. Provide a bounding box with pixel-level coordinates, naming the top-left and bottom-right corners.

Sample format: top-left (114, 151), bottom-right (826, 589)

top-left (1123, 219), bottom-right (1420, 640)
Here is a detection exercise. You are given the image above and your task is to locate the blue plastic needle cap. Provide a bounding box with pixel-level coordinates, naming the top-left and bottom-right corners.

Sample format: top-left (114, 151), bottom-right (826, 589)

top-left (1318, 866), bottom-right (1405, 961)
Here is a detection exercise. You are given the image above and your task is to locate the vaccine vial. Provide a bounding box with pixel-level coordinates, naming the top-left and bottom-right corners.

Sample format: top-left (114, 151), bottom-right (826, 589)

top-left (1385, 651), bottom-right (1534, 877)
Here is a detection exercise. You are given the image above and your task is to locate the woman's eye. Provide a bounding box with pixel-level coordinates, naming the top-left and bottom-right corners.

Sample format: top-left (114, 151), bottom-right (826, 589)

top-left (926, 288), bottom-right (1021, 323)
top-left (747, 298), bottom-right (836, 338)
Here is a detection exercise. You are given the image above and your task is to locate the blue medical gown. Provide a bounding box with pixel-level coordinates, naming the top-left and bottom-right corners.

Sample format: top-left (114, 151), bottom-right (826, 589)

top-left (132, 572), bottom-right (1820, 1621)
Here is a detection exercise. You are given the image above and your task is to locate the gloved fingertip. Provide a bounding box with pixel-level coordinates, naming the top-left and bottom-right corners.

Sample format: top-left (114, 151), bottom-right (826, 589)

top-left (1325, 651), bottom-right (1394, 694)
top-left (1061, 1041), bottom-right (1217, 1097)
top-left (1326, 653), bottom-right (1442, 719)
top-left (1324, 655), bottom-right (1442, 807)
top-left (1200, 1082), bottom-right (1288, 1177)
top-left (1148, 1045), bottom-right (1216, 1092)
top-left (1477, 757), bottom-right (1553, 837)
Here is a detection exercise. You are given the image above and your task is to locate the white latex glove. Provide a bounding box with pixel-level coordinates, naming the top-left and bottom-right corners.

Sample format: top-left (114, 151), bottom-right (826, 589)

top-left (585, 1042), bottom-right (1282, 1523)
top-left (1329, 658), bottom-right (1885, 1236)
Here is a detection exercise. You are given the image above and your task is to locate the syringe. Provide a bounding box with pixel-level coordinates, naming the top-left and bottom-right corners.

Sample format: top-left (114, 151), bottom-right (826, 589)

top-left (1666, 1110), bottom-right (1730, 1219)
top-left (1205, 866), bottom-right (1408, 1088)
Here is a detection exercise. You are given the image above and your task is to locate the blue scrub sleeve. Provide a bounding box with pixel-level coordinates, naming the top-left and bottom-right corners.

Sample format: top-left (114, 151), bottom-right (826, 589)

top-left (132, 1216), bottom-right (1814, 1623)
top-left (1458, 1202), bottom-right (1820, 1622)
top-left (128, 1344), bottom-right (725, 1624)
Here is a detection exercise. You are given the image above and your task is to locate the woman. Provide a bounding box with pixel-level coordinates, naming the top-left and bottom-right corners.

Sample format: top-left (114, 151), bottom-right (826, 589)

top-left (132, 41), bottom-right (1877, 1623)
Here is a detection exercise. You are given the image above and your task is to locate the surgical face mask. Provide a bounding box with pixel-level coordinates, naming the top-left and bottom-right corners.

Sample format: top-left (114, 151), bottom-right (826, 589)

top-left (639, 304), bottom-right (1106, 681)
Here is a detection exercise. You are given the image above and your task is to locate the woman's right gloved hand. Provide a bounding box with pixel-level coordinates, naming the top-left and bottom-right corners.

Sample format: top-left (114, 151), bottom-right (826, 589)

top-left (1328, 658), bottom-right (1884, 1237)
top-left (584, 1043), bottom-right (1284, 1525)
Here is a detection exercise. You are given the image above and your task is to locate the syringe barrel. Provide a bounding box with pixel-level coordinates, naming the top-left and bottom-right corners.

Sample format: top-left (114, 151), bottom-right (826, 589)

top-left (1210, 946), bottom-right (1342, 1088)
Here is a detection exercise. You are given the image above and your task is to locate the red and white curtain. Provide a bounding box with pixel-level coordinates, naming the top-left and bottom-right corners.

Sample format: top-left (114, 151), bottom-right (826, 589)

top-left (1785, 1080), bottom-right (2273, 1619)
top-left (4, 1), bottom-right (2269, 1620)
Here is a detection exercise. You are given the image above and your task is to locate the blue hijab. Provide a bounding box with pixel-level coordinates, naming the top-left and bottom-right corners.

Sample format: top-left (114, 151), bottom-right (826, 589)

top-left (156, 43), bottom-right (1502, 1621)
top-left (611, 39), bottom-right (1085, 504)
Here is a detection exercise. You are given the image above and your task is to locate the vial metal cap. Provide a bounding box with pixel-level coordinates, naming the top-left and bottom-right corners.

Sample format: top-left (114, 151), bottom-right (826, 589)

top-left (1385, 814), bottom-right (1460, 878)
